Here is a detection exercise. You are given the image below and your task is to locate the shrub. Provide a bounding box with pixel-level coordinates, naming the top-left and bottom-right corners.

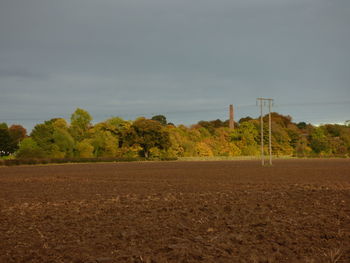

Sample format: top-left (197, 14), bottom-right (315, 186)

top-left (0, 156), bottom-right (170, 166)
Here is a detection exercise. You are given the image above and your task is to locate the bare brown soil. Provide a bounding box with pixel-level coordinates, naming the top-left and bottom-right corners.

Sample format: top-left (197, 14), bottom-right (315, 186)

top-left (0, 159), bottom-right (349, 263)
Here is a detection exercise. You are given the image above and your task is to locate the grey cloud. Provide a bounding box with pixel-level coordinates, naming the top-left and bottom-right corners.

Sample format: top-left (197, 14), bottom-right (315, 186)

top-left (0, 68), bottom-right (49, 79)
top-left (0, 0), bottom-right (349, 130)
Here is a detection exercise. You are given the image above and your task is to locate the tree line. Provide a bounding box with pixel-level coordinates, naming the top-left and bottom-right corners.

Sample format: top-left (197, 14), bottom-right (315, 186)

top-left (1, 108), bottom-right (350, 160)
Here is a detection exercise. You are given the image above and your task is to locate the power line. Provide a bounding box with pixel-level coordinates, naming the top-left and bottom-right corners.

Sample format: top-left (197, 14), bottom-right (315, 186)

top-left (274, 101), bottom-right (350, 107)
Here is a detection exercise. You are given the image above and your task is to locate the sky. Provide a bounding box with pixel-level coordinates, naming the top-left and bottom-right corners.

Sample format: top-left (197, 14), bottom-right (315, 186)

top-left (1, 0), bottom-right (349, 131)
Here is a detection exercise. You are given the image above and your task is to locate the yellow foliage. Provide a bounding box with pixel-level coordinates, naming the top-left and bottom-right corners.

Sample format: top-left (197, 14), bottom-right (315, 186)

top-left (53, 118), bottom-right (69, 130)
top-left (149, 147), bottom-right (161, 158)
top-left (195, 142), bottom-right (214, 157)
top-left (76, 140), bottom-right (94, 158)
top-left (229, 142), bottom-right (241, 156)
top-left (119, 145), bottom-right (142, 158)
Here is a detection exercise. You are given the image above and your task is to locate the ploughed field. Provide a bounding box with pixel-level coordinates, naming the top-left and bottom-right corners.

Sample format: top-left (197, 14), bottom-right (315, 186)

top-left (0, 160), bottom-right (349, 263)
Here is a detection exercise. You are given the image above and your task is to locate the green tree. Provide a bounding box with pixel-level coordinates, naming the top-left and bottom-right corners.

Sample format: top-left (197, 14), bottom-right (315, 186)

top-left (297, 122), bottom-right (307, 130)
top-left (310, 127), bottom-right (329, 154)
top-left (53, 129), bottom-right (75, 158)
top-left (70, 108), bottom-right (92, 141)
top-left (90, 123), bottom-right (119, 157)
top-left (231, 121), bottom-right (259, 156)
top-left (0, 124), bottom-right (12, 156)
top-left (125, 118), bottom-right (171, 158)
top-left (338, 126), bottom-right (350, 154)
top-left (104, 117), bottom-right (131, 148)
top-left (166, 126), bottom-right (185, 157)
top-left (295, 136), bottom-right (312, 157)
top-left (270, 124), bottom-right (293, 155)
top-left (76, 139), bottom-right (94, 158)
top-left (267, 113), bottom-right (293, 128)
top-left (239, 116), bottom-right (253, 124)
top-left (198, 119), bottom-right (228, 134)
top-left (151, 115), bottom-right (167, 126)
top-left (323, 124), bottom-right (350, 155)
top-left (30, 120), bottom-right (55, 155)
top-left (16, 138), bottom-right (45, 159)
top-left (31, 118), bottom-right (74, 158)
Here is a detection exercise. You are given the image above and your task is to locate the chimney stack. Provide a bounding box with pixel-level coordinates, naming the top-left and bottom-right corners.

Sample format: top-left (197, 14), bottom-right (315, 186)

top-left (229, 104), bottom-right (234, 129)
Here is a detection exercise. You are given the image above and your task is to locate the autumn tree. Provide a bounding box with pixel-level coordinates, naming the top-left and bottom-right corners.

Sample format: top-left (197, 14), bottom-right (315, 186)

top-left (297, 122), bottom-right (307, 130)
top-left (195, 142), bottom-right (213, 156)
top-left (166, 126), bottom-right (185, 157)
top-left (271, 123), bottom-right (293, 155)
top-left (197, 119), bottom-right (229, 134)
top-left (52, 119), bottom-right (75, 157)
top-left (30, 118), bottom-right (74, 158)
top-left (151, 115), bottom-right (167, 126)
top-left (104, 117), bottom-right (131, 148)
top-left (0, 123), bottom-right (26, 156)
top-left (5, 109), bottom-right (350, 160)
top-left (0, 123), bottom-right (12, 156)
top-left (125, 118), bottom-right (171, 158)
top-left (309, 127), bottom-right (329, 154)
top-left (16, 138), bottom-right (45, 159)
top-left (230, 121), bottom-right (259, 156)
top-left (70, 108), bottom-right (92, 142)
top-left (89, 123), bottom-right (119, 157)
top-left (76, 139), bottom-right (94, 158)
top-left (294, 136), bottom-right (312, 157)
top-left (239, 116), bottom-right (253, 124)
top-left (9, 125), bottom-right (27, 151)
top-left (323, 124), bottom-right (350, 155)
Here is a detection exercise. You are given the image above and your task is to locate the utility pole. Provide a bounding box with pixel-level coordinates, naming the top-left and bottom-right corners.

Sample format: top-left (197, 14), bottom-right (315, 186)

top-left (258, 99), bottom-right (264, 166)
top-left (229, 104), bottom-right (234, 129)
top-left (268, 99), bottom-right (273, 165)
top-left (257, 98), bottom-right (274, 166)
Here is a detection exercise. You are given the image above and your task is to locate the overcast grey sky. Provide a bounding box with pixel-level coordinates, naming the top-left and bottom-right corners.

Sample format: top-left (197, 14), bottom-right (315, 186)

top-left (1, 0), bottom-right (349, 131)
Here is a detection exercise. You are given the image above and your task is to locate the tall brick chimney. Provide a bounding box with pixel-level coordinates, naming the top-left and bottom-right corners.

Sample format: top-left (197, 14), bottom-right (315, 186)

top-left (229, 104), bottom-right (234, 129)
